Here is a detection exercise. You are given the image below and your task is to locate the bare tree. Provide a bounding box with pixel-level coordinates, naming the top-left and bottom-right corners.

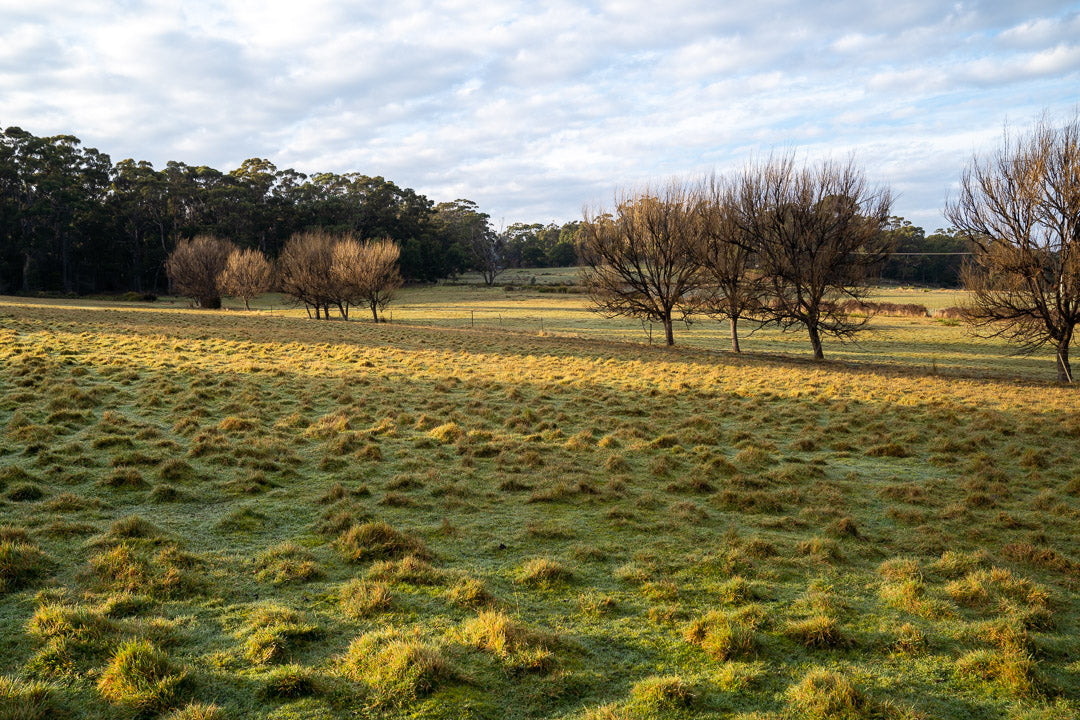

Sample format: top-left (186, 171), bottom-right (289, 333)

top-left (165, 235), bottom-right (235, 309)
top-left (468, 226), bottom-right (505, 286)
top-left (946, 115), bottom-right (1080, 382)
top-left (694, 174), bottom-right (767, 352)
top-left (734, 155), bottom-right (892, 360)
top-left (218, 247), bottom-right (272, 310)
top-left (354, 238), bottom-right (402, 322)
top-left (277, 230), bottom-right (338, 319)
top-left (330, 237), bottom-right (402, 322)
top-left (579, 182), bottom-right (703, 345)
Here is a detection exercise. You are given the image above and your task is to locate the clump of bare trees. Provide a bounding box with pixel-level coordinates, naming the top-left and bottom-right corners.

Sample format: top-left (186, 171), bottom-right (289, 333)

top-left (947, 114), bottom-right (1080, 383)
top-left (578, 157), bottom-right (893, 357)
top-left (218, 247), bottom-right (273, 310)
top-left (165, 235), bottom-right (235, 308)
top-left (278, 230), bottom-right (402, 321)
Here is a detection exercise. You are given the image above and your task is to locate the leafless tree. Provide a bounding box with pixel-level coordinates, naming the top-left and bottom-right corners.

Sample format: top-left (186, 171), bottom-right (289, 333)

top-left (218, 247), bottom-right (272, 310)
top-left (469, 226), bottom-right (505, 286)
top-left (579, 182), bottom-right (703, 345)
top-left (277, 230), bottom-right (338, 319)
top-left (332, 237), bottom-right (402, 322)
top-left (734, 155), bottom-right (892, 360)
top-left (694, 174), bottom-right (767, 352)
top-left (165, 235), bottom-right (235, 309)
top-left (946, 114), bottom-right (1080, 382)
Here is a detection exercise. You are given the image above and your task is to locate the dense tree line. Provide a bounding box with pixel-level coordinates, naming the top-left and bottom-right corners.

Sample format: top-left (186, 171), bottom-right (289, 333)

top-left (0, 126), bottom-right (575, 295)
top-left (877, 218), bottom-right (968, 286)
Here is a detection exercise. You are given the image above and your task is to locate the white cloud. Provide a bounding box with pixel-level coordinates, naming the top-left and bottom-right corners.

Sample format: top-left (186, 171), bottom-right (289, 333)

top-left (0, 0), bottom-right (1078, 231)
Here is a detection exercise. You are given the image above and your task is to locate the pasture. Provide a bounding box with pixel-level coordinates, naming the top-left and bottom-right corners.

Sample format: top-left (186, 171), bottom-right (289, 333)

top-left (0, 284), bottom-right (1077, 719)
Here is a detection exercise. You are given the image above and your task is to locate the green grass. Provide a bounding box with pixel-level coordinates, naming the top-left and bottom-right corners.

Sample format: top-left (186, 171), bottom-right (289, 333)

top-left (0, 287), bottom-right (1077, 719)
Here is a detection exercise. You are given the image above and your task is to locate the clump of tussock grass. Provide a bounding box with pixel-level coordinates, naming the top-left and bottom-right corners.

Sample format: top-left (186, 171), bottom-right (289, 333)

top-left (463, 610), bottom-right (558, 674)
top-left (162, 702), bottom-right (228, 720)
top-left (5, 482), bottom-right (45, 501)
top-left (0, 538), bottom-right (50, 593)
top-left (336, 522), bottom-right (429, 563)
top-left (955, 648), bottom-right (1039, 697)
top-left (341, 579), bottom-right (393, 617)
top-left (784, 669), bottom-right (872, 719)
top-left (796, 536), bottom-right (843, 563)
top-left (103, 515), bottom-right (166, 543)
top-left (826, 516), bottom-right (861, 538)
top-left (0, 675), bottom-right (62, 720)
top-left (429, 422), bottom-right (464, 444)
top-left (518, 557), bottom-right (572, 586)
top-left (784, 614), bottom-right (848, 649)
top-left (1002, 542), bottom-right (1079, 575)
top-left (97, 639), bottom-right (187, 715)
top-left (217, 416), bottom-right (256, 433)
top-left (339, 630), bottom-right (456, 707)
top-left (447, 575), bottom-right (494, 609)
top-left (158, 458), bottom-right (198, 483)
top-left (684, 608), bottom-right (761, 660)
top-left (865, 442), bottom-right (910, 458)
top-left (84, 542), bottom-right (198, 599)
top-left (891, 622), bottom-right (927, 654)
top-left (150, 483), bottom-right (190, 503)
top-left (945, 567), bottom-right (1050, 615)
top-left (629, 674), bottom-right (695, 711)
top-left (261, 664), bottom-right (318, 700)
top-left (578, 591), bottom-right (617, 617)
top-left (368, 554), bottom-right (443, 585)
top-left (255, 541), bottom-right (322, 584)
top-left (41, 492), bottom-right (99, 512)
top-left (215, 506), bottom-right (269, 534)
top-left (932, 549), bottom-right (989, 577)
top-left (100, 467), bottom-right (147, 489)
top-left (241, 605), bottom-right (323, 665)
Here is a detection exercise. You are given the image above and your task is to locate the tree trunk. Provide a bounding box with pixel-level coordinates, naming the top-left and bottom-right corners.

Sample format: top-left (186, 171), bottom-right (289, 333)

top-left (663, 313), bottom-right (675, 346)
top-left (243, 297), bottom-right (250, 311)
top-left (22, 251), bottom-right (31, 292)
top-left (730, 315), bottom-right (741, 353)
top-left (1057, 339), bottom-right (1073, 383)
top-left (370, 303), bottom-right (379, 323)
top-left (808, 322), bottom-right (825, 360)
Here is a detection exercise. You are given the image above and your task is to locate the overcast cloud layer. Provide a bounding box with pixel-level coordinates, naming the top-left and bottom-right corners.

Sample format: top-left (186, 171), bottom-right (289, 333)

top-left (2, 1), bottom-right (1079, 230)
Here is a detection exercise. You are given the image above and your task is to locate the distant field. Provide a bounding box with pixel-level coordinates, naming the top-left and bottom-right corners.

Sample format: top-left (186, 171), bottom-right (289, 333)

top-left (0, 289), bottom-right (1077, 719)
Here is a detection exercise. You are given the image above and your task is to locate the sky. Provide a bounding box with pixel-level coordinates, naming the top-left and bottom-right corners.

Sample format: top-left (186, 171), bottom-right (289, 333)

top-left (2, 1), bottom-right (1078, 232)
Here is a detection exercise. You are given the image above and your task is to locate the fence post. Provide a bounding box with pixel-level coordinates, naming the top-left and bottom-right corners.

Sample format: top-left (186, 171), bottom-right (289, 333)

top-left (471, 310), bottom-right (474, 328)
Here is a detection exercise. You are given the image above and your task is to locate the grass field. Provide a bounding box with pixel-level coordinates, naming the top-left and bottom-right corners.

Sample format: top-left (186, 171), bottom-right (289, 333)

top-left (0, 284), bottom-right (1077, 719)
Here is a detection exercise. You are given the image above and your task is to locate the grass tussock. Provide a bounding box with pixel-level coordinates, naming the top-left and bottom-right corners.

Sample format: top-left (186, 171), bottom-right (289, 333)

top-left (0, 675), bottom-right (62, 720)
top-left (463, 610), bottom-right (558, 674)
top-left (0, 539), bottom-right (50, 593)
top-left (341, 579), bottom-right (393, 617)
top-left (684, 609), bottom-right (760, 660)
top-left (336, 522), bottom-right (429, 563)
top-left (629, 674), bottom-right (695, 711)
top-left (241, 605), bottom-right (322, 665)
top-left (261, 664), bottom-right (318, 700)
top-left (254, 541), bottom-right (322, 584)
top-left (340, 630), bottom-right (455, 707)
top-left (96, 639), bottom-right (186, 715)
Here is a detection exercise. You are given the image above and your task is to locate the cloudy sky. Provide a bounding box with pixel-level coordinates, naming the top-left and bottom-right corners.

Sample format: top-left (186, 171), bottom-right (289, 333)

top-left (2, 1), bottom-right (1078, 230)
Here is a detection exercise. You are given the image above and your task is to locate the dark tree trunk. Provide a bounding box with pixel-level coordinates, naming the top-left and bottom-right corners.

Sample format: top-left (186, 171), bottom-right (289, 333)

top-left (663, 312), bottom-right (674, 346)
top-left (370, 303), bottom-right (379, 323)
top-left (730, 315), bottom-right (741, 353)
top-left (1057, 338), bottom-right (1073, 383)
top-left (21, 251), bottom-right (31, 292)
top-left (808, 321), bottom-right (825, 360)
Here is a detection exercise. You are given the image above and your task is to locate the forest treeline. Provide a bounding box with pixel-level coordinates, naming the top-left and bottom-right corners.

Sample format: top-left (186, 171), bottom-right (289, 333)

top-left (0, 126), bottom-right (582, 295)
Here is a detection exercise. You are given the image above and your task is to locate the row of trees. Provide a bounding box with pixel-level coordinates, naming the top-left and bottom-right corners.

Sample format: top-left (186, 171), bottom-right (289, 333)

top-left (0, 126), bottom-right (582, 296)
top-left (579, 156), bottom-right (891, 359)
top-left (165, 232), bottom-right (402, 321)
